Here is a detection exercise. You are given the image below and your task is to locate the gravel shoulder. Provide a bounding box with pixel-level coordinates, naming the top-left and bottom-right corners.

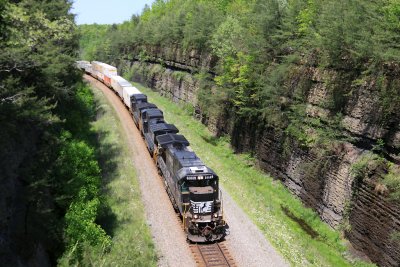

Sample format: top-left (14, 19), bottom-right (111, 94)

top-left (222, 187), bottom-right (288, 267)
top-left (86, 75), bottom-right (289, 267)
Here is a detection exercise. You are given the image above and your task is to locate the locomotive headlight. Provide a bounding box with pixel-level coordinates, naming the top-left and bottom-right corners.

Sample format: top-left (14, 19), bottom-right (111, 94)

top-left (213, 213), bottom-right (218, 218)
top-left (194, 214), bottom-right (199, 219)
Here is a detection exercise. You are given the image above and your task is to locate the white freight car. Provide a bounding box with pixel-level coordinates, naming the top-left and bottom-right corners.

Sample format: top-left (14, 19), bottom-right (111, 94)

top-left (84, 63), bottom-right (93, 75)
top-left (91, 61), bottom-right (104, 81)
top-left (111, 76), bottom-right (132, 98)
top-left (91, 61), bottom-right (117, 85)
top-left (76, 60), bottom-right (90, 70)
top-left (122, 86), bottom-right (142, 108)
top-left (100, 63), bottom-right (117, 87)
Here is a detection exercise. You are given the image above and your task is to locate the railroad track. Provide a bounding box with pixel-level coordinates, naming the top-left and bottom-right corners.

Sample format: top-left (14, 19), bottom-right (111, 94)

top-left (189, 242), bottom-right (236, 267)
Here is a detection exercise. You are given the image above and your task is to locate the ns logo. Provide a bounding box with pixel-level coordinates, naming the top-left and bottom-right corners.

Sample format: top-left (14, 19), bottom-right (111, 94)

top-left (191, 201), bottom-right (213, 214)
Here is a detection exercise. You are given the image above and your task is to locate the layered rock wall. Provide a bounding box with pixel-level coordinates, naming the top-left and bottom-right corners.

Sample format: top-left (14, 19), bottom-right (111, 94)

top-left (123, 45), bottom-right (217, 73)
top-left (120, 45), bottom-right (400, 266)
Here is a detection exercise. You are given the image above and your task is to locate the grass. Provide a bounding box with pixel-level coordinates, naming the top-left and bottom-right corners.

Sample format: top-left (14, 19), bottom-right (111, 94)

top-left (133, 82), bottom-right (375, 267)
top-left (60, 85), bottom-right (157, 266)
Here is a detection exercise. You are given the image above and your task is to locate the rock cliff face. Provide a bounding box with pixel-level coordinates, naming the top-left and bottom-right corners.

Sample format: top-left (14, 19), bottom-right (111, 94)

top-left (119, 45), bottom-right (400, 266)
top-left (123, 44), bottom-right (217, 73)
top-left (127, 61), bottom-right (200, 105)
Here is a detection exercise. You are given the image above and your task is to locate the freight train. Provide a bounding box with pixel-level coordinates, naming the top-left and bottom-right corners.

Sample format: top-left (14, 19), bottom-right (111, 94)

top-left (76, 60), bottom-right (228, 242)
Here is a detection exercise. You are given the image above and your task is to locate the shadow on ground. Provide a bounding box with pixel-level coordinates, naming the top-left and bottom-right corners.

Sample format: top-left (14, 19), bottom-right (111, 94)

top-left (93, 102), bottom-right (120, 237)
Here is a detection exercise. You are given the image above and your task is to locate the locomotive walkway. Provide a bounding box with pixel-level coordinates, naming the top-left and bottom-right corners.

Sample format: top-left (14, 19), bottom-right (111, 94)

top-left (85, 74), bottom-right (288, 267)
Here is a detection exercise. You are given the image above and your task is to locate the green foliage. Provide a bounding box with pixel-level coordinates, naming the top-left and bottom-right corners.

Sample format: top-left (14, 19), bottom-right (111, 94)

top-left (297, 0), bottom-right (317, 36)
top-left (55, 84), bottom-right (116, 263)
top-left (351, 152), bottom-right (382, 181)
top-left (351, 152), bottom-right (400, 201)
top-left (377, 74), bottom-right (400, 124)
top-left (285, 104), bottom-right (345, 149)
top-left (0, 0), bottom-right (118, 264)
top-left (52, 85), bottom-right (111, 263)
top-left (171, 70), bottom-right (187, 81)
top-left (376, 0), bottom-right (400, 61)
top-left (1, 1), bottom-right (113, 261)
top-left (181, 1), bottom-right (224, 49)
top-left (79, 0), bottom-right (224, 55)
top-left (196, 71), bottom-right (223, 118)
top-left (55, 132), bottom-right (100, 207)
top-left (65, 191), bottom-right (110, 250)
top-left (78, 24), bottom-right (110, 61)
top-left (0, 0), bottom-right (86, 262)
top-left (382, 163), bottom-right (400, 201)
top-left (211, 16), bottom-right (246, 58)
top-left (390, 231), bottom-right (400, 244)
top-left (59, 83), bottom-right (96, 140)
top-left (80, 0), bottom-right (400, 133)
top-left (214, 52), bottom-right (260, 119)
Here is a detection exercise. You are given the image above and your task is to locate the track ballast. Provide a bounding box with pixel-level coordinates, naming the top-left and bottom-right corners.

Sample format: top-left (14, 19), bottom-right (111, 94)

top-left (190, 242), bottom-right (236, 267)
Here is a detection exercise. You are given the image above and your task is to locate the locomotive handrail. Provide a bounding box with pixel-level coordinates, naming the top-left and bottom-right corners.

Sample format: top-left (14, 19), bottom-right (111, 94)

top-left (220, 189), bottom-right (224, 220)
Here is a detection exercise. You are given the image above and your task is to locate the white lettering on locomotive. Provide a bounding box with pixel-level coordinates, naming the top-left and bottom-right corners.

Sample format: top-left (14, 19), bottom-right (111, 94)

top-left (186, 175), bottom-right (213, 180)
top-left (190, 201), bottom-right (213, 213)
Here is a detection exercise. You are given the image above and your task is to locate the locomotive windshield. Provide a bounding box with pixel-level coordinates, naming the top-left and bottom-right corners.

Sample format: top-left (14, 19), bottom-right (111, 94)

top-left (181, 178), bottom-right (216, 189)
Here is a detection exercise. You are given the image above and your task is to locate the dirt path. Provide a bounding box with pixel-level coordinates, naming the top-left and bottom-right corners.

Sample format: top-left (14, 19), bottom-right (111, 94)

top-left (86, 75), bottom-right (288, 267)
